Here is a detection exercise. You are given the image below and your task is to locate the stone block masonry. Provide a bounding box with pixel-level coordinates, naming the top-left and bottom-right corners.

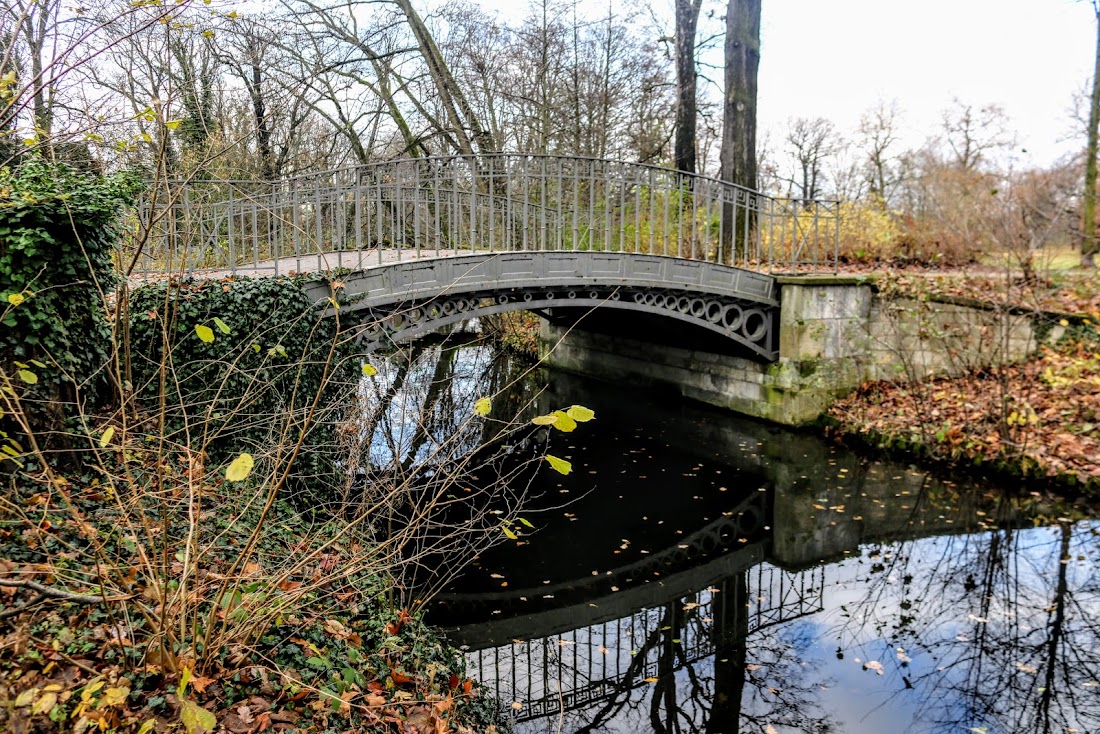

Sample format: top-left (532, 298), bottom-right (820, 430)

top-left (539, 276), bottom-right (1066, 426)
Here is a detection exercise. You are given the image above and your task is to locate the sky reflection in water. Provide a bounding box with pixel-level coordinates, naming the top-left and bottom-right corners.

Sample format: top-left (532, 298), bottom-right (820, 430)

top-left (369, 334), bottom-right (1100, 733)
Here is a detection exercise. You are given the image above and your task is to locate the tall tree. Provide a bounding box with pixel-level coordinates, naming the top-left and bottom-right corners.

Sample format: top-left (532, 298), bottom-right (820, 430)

top-left (784, 116), bottom-right (840, 204)
top-left (673, 0), bottom-right (703, 174)
top-left (858, 99), bottom-right (902, 205)
top-left (1083, 0), bottom-right (1100, 268)
top-left (719, 0), bottom-right (760, 260)
top-left (392, 0), bottom-right (496, 156)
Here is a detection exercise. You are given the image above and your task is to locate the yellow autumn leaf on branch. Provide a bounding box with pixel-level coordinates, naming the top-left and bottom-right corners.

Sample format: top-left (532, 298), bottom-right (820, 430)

top-left (474, 397), bottom-right (491, 416)
top-left (195, 324), bottom-right (214, 343)
top-left (550, 410), bottom-right (576, 432)
top-left (225, 453), bottom-right (254, 482)
top-left (566, 405), bottom-right (595, 422)
top-left (544, 455), bottom-right (572, 475)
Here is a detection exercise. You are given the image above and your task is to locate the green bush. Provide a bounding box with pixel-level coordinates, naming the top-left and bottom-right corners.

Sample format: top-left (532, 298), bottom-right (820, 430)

top-left (127, 276), bottom-right (356, 492)
top-left (0, 158), bottom-right (141, 442)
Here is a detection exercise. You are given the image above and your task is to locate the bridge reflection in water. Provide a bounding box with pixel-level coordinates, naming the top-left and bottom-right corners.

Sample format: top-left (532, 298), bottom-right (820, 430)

top-left (461, 562), bottom-right (824, 725)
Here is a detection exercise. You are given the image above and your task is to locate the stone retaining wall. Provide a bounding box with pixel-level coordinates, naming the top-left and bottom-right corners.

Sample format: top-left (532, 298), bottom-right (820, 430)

top-left (540, 276), bottom-right (1066, 425)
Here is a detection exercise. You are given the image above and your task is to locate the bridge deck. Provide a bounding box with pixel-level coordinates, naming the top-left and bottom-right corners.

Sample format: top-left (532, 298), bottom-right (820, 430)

top-left (128, 247), bottom-right (470, 284)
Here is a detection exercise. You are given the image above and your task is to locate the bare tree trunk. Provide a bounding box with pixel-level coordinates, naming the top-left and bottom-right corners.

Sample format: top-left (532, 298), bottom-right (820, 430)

top-left (674, 0), bottom-right (702, 175)
top-left (393, 0), bottom-right (496, 156)
top-left (719, 0), bottom-right (761, 262)
top-left (1083, 2), bottom-right (1100, 268)
top-left (249, 58), bottom-right (276, 180)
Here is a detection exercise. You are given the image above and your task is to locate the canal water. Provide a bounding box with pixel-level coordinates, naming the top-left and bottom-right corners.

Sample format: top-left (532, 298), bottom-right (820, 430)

top-left (365, 331), bottom-right (1100, 734)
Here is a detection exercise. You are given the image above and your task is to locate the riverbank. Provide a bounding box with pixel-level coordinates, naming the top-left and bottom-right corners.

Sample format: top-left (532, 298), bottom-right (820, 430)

top-left (825, 268), bottom-right (1100, 493)
top-left (825, 330), bottom-right (1100, 494)
top-left (2, 257), bottom-right (505, 732)
top-left (0, 470), bottom-right (503, 734)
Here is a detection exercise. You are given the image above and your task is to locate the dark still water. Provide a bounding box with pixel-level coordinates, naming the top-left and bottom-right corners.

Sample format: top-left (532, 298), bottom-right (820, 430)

top-left (367, 332), bottom-right (1100, 734)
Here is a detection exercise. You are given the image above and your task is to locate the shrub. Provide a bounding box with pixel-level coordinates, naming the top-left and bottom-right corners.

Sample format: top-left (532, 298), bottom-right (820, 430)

top-left (0, 159), bottom-right (141, 442)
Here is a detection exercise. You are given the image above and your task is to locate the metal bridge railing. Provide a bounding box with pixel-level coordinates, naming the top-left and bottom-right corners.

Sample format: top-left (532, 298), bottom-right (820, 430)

top-left (126, 154), bottom-right (839, 277)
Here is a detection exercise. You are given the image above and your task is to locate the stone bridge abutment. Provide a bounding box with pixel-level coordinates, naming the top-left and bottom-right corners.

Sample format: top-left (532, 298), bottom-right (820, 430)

top-left (539, 276), bottom-right (1066, 425)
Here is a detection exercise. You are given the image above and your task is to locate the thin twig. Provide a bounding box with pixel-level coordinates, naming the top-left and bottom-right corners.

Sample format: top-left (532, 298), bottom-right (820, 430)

top-left (0, 577), bottom-right (129, 604)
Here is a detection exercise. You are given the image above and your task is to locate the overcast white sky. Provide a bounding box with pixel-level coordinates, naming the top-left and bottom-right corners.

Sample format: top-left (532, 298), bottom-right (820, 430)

top-left (472, 0), bottom-right (1097, 167)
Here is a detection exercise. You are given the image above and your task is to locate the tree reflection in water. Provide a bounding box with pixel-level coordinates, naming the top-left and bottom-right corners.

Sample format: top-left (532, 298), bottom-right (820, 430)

top-left (348, 329), bottom-right (550, 609)
top-left (365, 331), bottom-right (1100, 732)
top-left (455, 515), bottom-right (1100, 733)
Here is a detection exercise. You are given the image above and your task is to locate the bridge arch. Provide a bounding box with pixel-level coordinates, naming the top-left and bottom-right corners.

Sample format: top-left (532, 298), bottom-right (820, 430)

top-left (305, 252), bottom-right (780, 360)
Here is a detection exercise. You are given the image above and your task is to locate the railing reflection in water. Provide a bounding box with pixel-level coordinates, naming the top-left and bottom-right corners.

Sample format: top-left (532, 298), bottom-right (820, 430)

top-left (465, 563), bottom-right (825, 724)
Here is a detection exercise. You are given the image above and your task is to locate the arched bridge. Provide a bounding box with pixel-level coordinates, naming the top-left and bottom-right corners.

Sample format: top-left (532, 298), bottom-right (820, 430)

top-left (306, 252), bottom-right (781, 358)
top-left (134, 154), bottom-right (839, 361)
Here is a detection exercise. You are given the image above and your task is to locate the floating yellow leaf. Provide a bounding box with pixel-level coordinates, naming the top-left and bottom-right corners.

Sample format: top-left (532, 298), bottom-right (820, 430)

top-left (213, 317), bottom-right (231, 334)
top-left (195, 324), bottom-right (214, 343)
top-left (566, 405), bottom-right (595, 422)
top-left (531, 414), bottom-right (557, 426)
top-left (165, 119), bottom-right (182, 130)
top-left (518, 517), bottom-right (534, 528)
top-left (474, 397), bottom-right (492, 416)
top-left (544, 455), bottom-right (572, 475)
top-left (502, 525), bottom-right (518, 540)
top-left (362, 363), bottom-right (378, 377)
top-left (99, 426), bottom-right (115, 448)
top-left (225, 453), bottom-right (254, 482)
top-left (17, 369), bottom-right (37, 385)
